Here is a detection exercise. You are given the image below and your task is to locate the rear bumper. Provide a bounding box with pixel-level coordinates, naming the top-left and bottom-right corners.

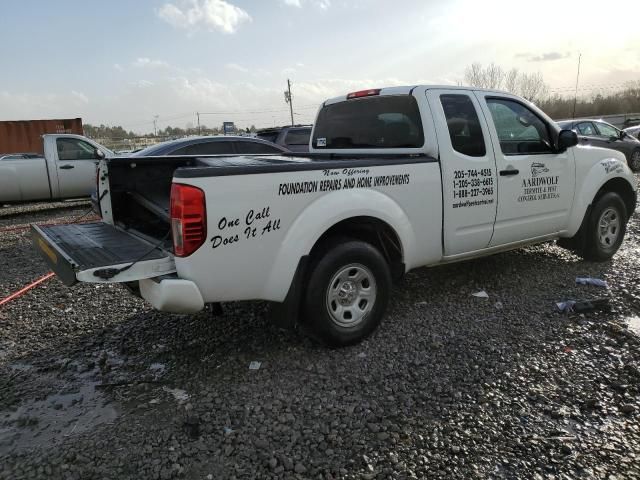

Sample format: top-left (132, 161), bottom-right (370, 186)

top-left (139, 277), bottom-right (204, 314)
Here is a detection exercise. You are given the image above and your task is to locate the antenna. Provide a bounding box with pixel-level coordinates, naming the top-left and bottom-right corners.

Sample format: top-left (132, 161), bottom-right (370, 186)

top-left (571, 53), bottom-right (581, 119)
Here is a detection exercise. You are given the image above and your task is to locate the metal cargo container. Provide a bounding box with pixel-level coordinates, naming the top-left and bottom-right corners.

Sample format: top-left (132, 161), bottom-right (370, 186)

top-left (0, 118), bottom-right (83, 155)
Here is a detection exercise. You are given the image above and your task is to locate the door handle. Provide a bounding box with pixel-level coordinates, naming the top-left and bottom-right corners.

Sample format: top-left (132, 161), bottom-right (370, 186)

top-left (499, 169), bottom-right (519, 176)
top-left (59, 164), bottom-right (75, 170)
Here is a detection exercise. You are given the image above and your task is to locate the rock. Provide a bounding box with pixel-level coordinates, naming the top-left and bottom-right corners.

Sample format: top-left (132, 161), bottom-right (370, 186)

top-left (294, 462), bottom-right (307, 474)
top-left (619, 404), bottom-right (635, 414)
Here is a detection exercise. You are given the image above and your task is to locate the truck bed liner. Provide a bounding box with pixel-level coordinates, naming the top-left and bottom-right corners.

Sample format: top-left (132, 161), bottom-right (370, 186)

top-left (32, 222), bottom-right (168, 285)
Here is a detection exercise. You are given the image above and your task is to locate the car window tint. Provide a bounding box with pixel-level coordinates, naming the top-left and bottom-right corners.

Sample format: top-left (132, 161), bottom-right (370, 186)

top-left (235, 141), bottom-right (282, 154)
top-left (172, 141), bottom-right (235, 155)
top-left (576, 122), bottom-right (595, 136)
top-left (284, 129), bottom-right (311, 146)
top-left (440, 94), bottom-right (486, 157)
top-left (312, 95), bottom-right (425, 149)
top-left (595, 122), bottom-right (619, 138)
top-left (56, 138), bottom-right (99, 160)
top-left (486, 98), bottom-right (552, 155)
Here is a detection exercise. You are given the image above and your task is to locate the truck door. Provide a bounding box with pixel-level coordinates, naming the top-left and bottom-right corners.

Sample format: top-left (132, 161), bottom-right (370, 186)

top-left (474, 93), bottom-right (576, 246)
top-left (54, 137), bottom-right (101, 199)
top-left (426, 89), bottom-right (498, 255)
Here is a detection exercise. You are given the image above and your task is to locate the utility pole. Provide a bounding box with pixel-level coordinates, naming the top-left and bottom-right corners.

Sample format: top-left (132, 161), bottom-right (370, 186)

top-left (153, 115), bottom-right (159, 136)
top-left (197, 112), bottom-right (201, 135)
top-left (284, 79), bottom-right (294, 126)
top-left (571, 53), bottom-right (581, 119)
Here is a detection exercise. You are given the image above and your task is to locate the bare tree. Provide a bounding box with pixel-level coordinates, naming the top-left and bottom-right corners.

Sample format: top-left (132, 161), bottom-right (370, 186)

top-left (463, 63), bottom-right (549, 102)
top-left (464, 63), bottom-right (485, 88)
top-left (464, 62), bottom-right (505, 89)
top-left (518, 72), bottom-right (548, 102)
top-left (485, 63), bottom-right (505, 90)
top-left (504, 68), bottom-right (519, 94)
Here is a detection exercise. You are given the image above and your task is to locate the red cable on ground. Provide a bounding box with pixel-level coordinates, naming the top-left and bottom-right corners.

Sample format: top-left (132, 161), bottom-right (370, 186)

top-left (0, 272), bottom-right (55, 307)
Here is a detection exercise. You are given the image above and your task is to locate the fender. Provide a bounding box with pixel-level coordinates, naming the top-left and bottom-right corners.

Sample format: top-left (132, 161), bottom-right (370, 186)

top-left (564, 155), bottom-right (637, 237)
top-left (0, 165), bottom-right (22, 202)
top-left (262, 188), bottom-right (417, 300)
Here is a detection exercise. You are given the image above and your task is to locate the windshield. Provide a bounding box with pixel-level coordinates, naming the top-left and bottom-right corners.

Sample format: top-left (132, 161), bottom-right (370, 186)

top-left (256, 132), bottom-right (279, 143)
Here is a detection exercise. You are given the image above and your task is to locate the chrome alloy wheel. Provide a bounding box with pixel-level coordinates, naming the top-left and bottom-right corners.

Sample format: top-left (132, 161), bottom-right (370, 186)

top-left (326, 264), bottom-right (376, 328)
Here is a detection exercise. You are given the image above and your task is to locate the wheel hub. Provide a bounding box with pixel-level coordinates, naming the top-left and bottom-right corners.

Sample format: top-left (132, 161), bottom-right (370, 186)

top-left (598, 207), bottom-right (620, 248)
top-left (326, 264), bottom-right (377, 328)
top-left (337, 281), bottom-right (357, 305)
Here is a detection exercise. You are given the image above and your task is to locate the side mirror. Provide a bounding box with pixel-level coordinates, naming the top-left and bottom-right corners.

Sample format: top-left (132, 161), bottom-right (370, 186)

top-left (558, 129), bottom-right (578, 151)
top-left (609, 135), bottom-right (619, 142)
top-left (620, 131), bottom-right (627, 139)
top-left (95, 148), bottom-right (106, 160)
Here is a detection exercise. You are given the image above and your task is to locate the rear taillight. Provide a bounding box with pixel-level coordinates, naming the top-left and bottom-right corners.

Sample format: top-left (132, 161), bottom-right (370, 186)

top-left (170, 183), bottom-right (206, 257)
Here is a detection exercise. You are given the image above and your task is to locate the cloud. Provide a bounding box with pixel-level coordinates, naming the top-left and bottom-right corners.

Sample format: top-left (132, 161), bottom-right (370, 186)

top-left (225, 63), bottom-right (249, 73)
top-left (132, 80), bottom-right (155, 88)
top-left (113, 63), bottom-right (124, 72)
top-left (71, 91), bottom-right (89, 103)
top-left (133, 57), bottom-right (169, 68)
top-left (279, 0), bottom-right (330, 8)
top-left (516, 51), bottom-right (571, 62)
top-left (158, 0), bottom-right (251, 34)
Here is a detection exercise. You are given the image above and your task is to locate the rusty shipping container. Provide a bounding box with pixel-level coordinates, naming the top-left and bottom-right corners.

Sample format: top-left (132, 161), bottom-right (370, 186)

top-left (0, 118), bottom-right (83, 155)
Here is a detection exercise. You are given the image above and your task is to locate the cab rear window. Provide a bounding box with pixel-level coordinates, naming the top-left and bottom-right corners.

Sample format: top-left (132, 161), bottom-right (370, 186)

top-left (312, 95), bottom-right (424, 149)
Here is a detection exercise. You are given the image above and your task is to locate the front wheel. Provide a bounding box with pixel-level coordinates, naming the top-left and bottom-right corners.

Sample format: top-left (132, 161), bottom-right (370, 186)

top-left (303, 238), bottom-right (391, 347)
top-left (582, 192), bottom-right (627, 262)
top-left (630, 149), bottom-right (640, 172)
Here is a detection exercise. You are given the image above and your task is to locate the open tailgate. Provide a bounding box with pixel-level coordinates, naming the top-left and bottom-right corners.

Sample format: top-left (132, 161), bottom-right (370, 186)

top-left (31, 222), bottom-right (175, 286)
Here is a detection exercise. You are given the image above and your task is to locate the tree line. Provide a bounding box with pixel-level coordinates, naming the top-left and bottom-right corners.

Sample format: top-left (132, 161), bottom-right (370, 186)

top-left (464, 62), bottom-right (640, 120)
top-left (84, 123), bottom-right (259, 140)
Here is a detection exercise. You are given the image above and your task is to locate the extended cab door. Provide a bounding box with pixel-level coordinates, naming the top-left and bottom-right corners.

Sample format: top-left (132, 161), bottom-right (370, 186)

top-left (426, 89), bottom-right (498, 255)
top-left (475, 93), bottom-right (576, 246)
top-left (52, 137), bottom-right (102, 198)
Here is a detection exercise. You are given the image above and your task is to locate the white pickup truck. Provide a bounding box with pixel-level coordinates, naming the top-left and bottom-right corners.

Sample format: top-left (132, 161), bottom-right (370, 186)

top-left (0, 134), bottom-right (112, 203)
top-left (32, 86), bottom-right (637, 346)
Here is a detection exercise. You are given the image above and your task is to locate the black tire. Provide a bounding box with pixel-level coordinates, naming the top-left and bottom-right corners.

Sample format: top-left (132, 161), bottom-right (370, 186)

top-left (582, 192), bottom-right (627, 262)
top-left (303, 238), bottom-right (391, 347)
top-left (630, 149), bottom-right (640, 172)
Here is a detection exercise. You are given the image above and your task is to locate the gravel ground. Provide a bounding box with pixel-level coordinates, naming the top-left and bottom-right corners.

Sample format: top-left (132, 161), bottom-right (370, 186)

top-left (1, 193), bottom-right (639, 480)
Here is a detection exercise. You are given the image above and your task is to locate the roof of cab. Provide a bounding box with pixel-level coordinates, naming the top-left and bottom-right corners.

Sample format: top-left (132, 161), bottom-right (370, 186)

top-left (322, 85), bottom-right (513, 106)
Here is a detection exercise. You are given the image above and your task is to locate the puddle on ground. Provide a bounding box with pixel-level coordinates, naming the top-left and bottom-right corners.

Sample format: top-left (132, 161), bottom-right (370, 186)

top-left (0, 368), bottom-right (119, 456)
top-left (626, 316), bottom-right (640, 336)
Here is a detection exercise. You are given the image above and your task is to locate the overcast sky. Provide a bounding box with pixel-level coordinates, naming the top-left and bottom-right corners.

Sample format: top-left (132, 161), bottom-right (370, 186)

top-left (1, 0), bottom-right (638, 132)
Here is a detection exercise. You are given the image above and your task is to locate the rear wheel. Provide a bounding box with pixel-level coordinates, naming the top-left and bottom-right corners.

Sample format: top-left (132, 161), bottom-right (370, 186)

top-left (630, 149), bottom-right (640, 172)
top-left (582, 192), bottom-right (627, 262)
top-left (303, 238), bottom-right (391, 346)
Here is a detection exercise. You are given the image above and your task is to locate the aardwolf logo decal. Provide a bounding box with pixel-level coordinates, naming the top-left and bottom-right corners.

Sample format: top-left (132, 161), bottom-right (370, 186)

top-left (531, 162), bottom-right (549, 177)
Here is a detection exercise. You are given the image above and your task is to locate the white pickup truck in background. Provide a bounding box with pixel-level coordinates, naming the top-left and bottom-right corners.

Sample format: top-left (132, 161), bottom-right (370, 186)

top-left (33, 86), bottom-right (637, 346)
top-left (0, 134), bottom-right (112, 203)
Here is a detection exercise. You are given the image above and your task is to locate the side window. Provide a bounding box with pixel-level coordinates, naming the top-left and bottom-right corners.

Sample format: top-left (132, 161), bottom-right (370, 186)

top-left (440, 94), bottom-right (486, 157)
top-left (236, 142), bottom-right (282, 154)
top-left (173, 141), bottom-right (235, 155)
top-left (486, 98), bottom-right (553, 155)
top-left (575, 122), bottom-right (595, 136)
top-left (595, 122), bottom-right (619, 138)
top-left (56, 138), bottom-right (99, 160)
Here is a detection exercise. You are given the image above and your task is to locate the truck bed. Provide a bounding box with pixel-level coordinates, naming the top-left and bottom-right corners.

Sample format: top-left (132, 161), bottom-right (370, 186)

top-left (105, 153), bottom-right (434, 244)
